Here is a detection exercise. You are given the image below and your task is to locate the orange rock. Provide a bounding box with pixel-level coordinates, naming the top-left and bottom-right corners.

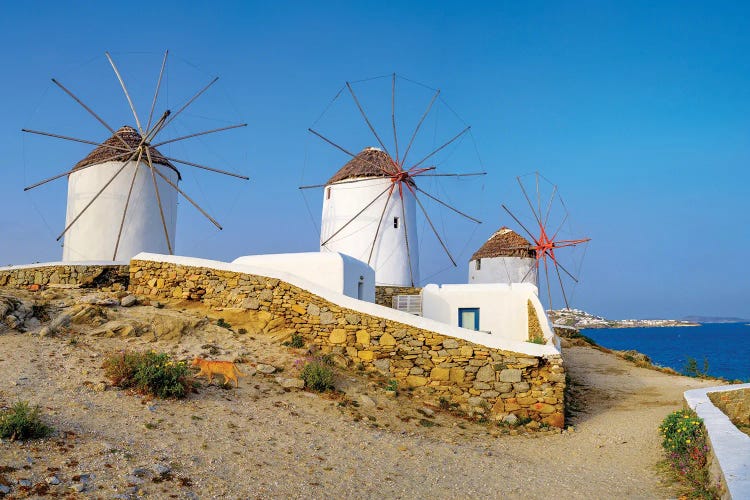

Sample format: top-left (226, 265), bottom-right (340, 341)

top-left (27, 284), bottom-right (40, 291)
top-left (543, 412), bottom-right (565, 428)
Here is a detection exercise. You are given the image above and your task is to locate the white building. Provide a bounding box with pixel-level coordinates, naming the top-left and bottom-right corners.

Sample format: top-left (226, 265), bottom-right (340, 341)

top-left (232, 252), bottom-right (375, 301)
top-left (320, 147), bottom-right (419, 287)
top-left (468, 227), bottom-right (537, 286)
top-left (421, 282), bottom-right (552, 343)
top-left (63, 126), bottom-right (179, 262)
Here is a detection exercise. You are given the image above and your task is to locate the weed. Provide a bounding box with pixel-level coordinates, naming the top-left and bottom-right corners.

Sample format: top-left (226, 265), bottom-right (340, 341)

top-left (216, 318), bottom-right (232, 330)
top-left (438, 397), bottom-right (450, 410)
top-left (683, 357), bottom-right (710, 378)
top-left (527, 335), bottom-right (546, 345)
top-left (659, 409), bottom-right (719, 498)
top-left (103, 351), bottom-right (195, 399)
top-left (301, 359), bottom-right (335, 392)
top-left (237, 328), bottom-right (248, 335)
top-left (144, 422), bottom-right (158, 430)
top-left (282, 334), bottom-right (305, 348)
top-left (385, 380), bottom-right (399, 393)
top-left (0, 401), bottom-right (52, 440)
top-left (418, 418), bottom-right (437, 427)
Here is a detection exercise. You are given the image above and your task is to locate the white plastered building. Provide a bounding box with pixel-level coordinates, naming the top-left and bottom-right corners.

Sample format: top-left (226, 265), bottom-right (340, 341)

top-left (62, 126), bottom-right (179, 262)
top-left (232, 252), bottom-right (375, 301)
top-left (320, 147), bottom-right (419, 287)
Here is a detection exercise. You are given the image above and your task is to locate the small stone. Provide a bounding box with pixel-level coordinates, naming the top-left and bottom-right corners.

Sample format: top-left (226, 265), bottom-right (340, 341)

top-left (256, 364), bottom-right (276, 374)
top-left (124, 475), bottom-right (144, 485)
top-left (498, 369), bottom-right (523, 383)
top-left (307, 304), bottom-right (320, 316)
top-left (93, 382), bottom-right (107, 392)
top-left (38, 326), bottom-right (53, 337)
top-left (443, 339), bottom-right (459, 349)
top-left (468, 396), bottom-right (484, 407)
top-left (153, 463), bottom-right (171, 475)
top-left (419, 407), bottom-right (435, 417)
top-left (0, 484), bottom-right (10, 494)
top-left (503, 414), bottom-right (519, 425)
top-left (372, 358), bottom-right (390, 374)
top-left (379, 332), bottom-right (396, 346)
top-left (131, 467), bottom-right (149, 477)
top-left (430, 367), bottom-right (450, 381)
top-left (18, 479), bottom-right (32, 487)
top-left (70, 483), bottom-right (85, 493)
top-left (475, 364), bottom-right (495, 382)
top-left (120, 295), bottom-right (137, 307)
top-left (45, 476), bottom-right (60, 485)
top-left (275, 377), bottom-right (304, 389)
top-left (359, 395), bottom-right (376, 408)
top-left (329, 329), bottom-right (347, 344)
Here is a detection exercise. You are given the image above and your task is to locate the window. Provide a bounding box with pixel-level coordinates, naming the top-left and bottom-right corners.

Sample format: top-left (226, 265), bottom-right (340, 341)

top-left (458, 308), bottom-right (480, 331)
top-left (326, 187), bottom-right (331, 200)
top-left (393, 216), bottom-right (399, 228)
top-left (475, 259), bottom-right (481, 270)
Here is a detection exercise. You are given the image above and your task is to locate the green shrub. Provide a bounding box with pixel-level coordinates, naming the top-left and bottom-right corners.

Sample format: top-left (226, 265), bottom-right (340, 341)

top-left (0, 401), bottom-right (52, 440)
top-left (527, 335), bottom-right (546, 345)
top-left (283, 334), bottom-right (305, 348)
top-left (385, 380), bottom-right (399, 393)
top-left (683, 357), bottom-right (710, 378)
top-left (217, 318), bottom-right (232, 329)
top-left (301, 359), bottom-right (335, 392)
top-left (659, 409), bottom-right (718, 498)
top-left (103, 351), bottom-right (194, 399)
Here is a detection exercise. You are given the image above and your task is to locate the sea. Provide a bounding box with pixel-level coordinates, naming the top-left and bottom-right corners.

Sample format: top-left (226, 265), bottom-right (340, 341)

top-left (582, 323), bottom-right (750, 382)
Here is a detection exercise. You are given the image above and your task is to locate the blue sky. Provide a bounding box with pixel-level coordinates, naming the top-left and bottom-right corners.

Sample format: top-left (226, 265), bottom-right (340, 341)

top-left (0, 1), bottom-right (748, 319)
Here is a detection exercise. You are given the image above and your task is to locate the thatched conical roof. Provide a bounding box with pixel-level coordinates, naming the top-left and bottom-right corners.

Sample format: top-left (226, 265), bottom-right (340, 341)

top-left (326, 147), bottom-right (396, 185)
top-left (74, 126), bottom-right (181, 179)
top-left (471, 227), bottom-right (535, 260)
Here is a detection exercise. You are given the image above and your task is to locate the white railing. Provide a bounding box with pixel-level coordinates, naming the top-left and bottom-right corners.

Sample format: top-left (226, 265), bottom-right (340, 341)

top-left (392, 294), bottom-right (422, 315)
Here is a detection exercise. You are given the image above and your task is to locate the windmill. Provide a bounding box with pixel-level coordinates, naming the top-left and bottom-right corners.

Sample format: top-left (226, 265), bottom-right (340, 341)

top-left (500, 172), bottom-right (590, 310)
top-left (22, 51), bottom-right (248, 262)
top-left (300, 74), bottom-right (486, 287)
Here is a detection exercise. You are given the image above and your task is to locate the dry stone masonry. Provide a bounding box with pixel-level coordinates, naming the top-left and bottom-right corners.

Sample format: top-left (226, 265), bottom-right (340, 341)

top-left (708, 388), bottom-right (750, 435)
top-left (0, 264), bottom-right (129, 290)
top-left (375, 286), bottom-right (422, 307)
top-left (130, 259), bottom-right (566, 427)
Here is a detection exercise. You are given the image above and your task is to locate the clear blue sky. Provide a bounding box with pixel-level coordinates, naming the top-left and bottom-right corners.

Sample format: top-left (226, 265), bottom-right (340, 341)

top-left (1, 1), bottom-right (748, 320)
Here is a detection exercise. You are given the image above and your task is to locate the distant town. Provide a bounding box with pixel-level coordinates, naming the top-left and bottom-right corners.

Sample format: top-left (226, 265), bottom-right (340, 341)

top-left (548, 309), bottom-right (700, 329)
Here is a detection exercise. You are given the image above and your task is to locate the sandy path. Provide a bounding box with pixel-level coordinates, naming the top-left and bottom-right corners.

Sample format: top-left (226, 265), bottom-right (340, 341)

top-left (0, 299), bottom-right (718, 499)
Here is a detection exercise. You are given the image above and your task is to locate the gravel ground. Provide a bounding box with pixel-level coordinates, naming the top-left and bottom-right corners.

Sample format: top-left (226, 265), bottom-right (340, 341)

top-left (0, 290), bottom-right (717, 499)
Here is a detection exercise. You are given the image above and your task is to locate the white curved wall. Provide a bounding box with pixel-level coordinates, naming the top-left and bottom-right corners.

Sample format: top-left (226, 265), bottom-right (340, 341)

top-left (63, 160), bottom-right (178, 262)
top-left (421, 282), bottom-right (552, 343)
top-left (232, 252), bottom-right (375, 302)
top-left (468, 256), bottom-right (537, 286)
top-left (321, 177), bottom-right (419, 287)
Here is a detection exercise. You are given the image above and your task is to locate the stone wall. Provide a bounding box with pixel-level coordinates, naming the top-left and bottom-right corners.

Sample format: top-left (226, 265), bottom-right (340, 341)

top-left (130, 259), bottom-right (565, 427)
top-left (0, 264), bottom-right (130, 290)
top-left (375, 285), bottom-right (422, 307)
top-left (708, 388), bottom-right (750, 435)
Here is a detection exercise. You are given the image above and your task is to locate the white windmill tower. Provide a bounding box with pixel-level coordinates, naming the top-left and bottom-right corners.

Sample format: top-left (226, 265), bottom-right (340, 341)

top-left (301, 74), bottom-right (486, 287)
top-left (23, 51), bottom-right (248, 262)
top-left (321, 147), bottom-right (419, 287)
top-left (468, 227), bottom-right (537, 286)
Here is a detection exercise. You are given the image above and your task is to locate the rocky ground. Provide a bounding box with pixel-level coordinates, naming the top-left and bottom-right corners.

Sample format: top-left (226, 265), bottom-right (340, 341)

top-left (0, 288), bottom-right (717, 499)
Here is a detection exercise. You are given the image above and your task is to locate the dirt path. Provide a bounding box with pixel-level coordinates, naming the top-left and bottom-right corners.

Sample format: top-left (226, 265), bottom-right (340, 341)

top-left (0, 294), bottom-right (718, 499)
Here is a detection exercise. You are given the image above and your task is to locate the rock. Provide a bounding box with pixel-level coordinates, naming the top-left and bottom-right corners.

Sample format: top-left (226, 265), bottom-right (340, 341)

top-left (256, 364), bottom-right (276, 374)
top-left (307, 304), bottom-right (320, 316)
top-left (124, 475), bottom-right (144, 485)
top-left (443, 339), bottom-right (459, 349)
top-left (405, 375), bottom-right (428, 387)
top-left (131, 467), bottom-right (149, 477)
top-left (120, 295), bottom-right (137, 307)
top-left (78, 294), bottom-right (118, 307)
top-left (329, 329), bottom-right (347, 344)
top-left (241, 297), bottom-right (260, 310)
top-left (498, 369), bottom-right (523, 383)
top-left (475, 364), bottom-right (495, 382)
top-left (345, 313), bottom-right (360, 325)
top-left (372, 358), bottom-right (390, 374)
top-left (503, 414), bottom-right (519, 425)
top-left (70, 483), bottom-right (85, 493)
top-left (18, 479), bottom-right (31, 488)
top-left (275, 377), bottom-right (304, 389)
top-left (543, 412), bottom-right (565, 429)
top-left (359, 395), bottom-right (376, 408)
top-left (38, 326), bottom-right (54, 337)
top-left (379, 332), bottom-right (396, 346)
top-left (5, 314), bottom-right (20, 330)
top-left (531, 402), bottom-right (556, 414)
top-left (153, 463), bottom-right (171, 475)
top-left (419, 407), bottom-right (435, 417)
top-left (45, 476), bottom-right (60, 485)
top-left (0, 484), bottom-right (10, 494)
top-left (355, 330), bottom-right (370, 345)
top-left (319, 311), bottom-right (335, 325)
top-left (357, 350), bottom-right (374, 361)
top-left (93, 382), bottom-right (107, 392)
top-left (467, 396), bottom-right (484, 407)
top-left (430, 367), bottom-right (450, 381)
top-left (25, 317), bottom-right (41, 330)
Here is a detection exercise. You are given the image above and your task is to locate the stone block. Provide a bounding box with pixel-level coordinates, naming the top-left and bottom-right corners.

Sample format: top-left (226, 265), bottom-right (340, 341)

top-left (291, 304), bottom-right (307, 315)
top-left (379, 332), bottom-right (396, 346)
top-left (531, 402), bottom-right (556, 414)
top-left (443, 339), bottom-right (459, 349)
top-left (358, 350), bottom-right (374, 361)
top-left (356, 330), bottom-right (370, 345)
top-left (430, 367), bottom-right (450, 381)
top-left (449, 367), bottom-right (465, 383)
top-left (405, 375), bottom-right (428, 387)
top-left (467, 396), bottom-right (484, 407)
top-left (329, 329), bottom-right (347, 344)
top-left (475, 364), bottom-right (495, 382)
top-left (498, 369), bottom-right (522, 383)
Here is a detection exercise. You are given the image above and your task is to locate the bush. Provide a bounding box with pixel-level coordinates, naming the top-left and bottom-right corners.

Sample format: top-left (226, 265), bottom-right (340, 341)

top-left (683, 357), bottom-right (710, 378)
top-left (300, 359), bottom-right (335, 392)
top-left (217, 318), bottom-right (232, 330)
top-left (527, 335), bottom-right (546, 345)
top-left (0, 401), bottom-right (52, 440)
top-left (283, 334), bottom-right (305, 348)
top-left (659, 409), bottom-right (718, 497)
top-left (103, 351), bottom-right (194, 399)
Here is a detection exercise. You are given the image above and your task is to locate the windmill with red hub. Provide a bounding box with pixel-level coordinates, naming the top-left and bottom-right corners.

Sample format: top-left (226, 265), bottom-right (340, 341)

top-left (300, 74), bottom-right (486, 287)
top-left (500, 172), bottom-right (590, 310)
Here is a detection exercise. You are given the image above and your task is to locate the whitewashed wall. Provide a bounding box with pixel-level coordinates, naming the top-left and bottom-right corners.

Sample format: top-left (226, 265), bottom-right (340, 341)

top-left (421, 282), bottom-right (552, 343)
top-left (468, 256), bottom-right (537, 286)
top-left (63, 161), bottom-right (178, 262)
top-left (233, 252), bottom-right (375, 302)
top-left (321, 177), bottom-right (419, 287)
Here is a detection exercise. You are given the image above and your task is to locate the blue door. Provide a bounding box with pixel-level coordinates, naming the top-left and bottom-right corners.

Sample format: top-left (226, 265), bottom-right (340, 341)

top-left (458, 308), bottom-right (480, 331)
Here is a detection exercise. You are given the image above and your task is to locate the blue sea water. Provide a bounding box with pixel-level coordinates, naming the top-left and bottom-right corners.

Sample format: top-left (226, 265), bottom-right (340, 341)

top-left (582, 323), bottom-right (750, 381)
